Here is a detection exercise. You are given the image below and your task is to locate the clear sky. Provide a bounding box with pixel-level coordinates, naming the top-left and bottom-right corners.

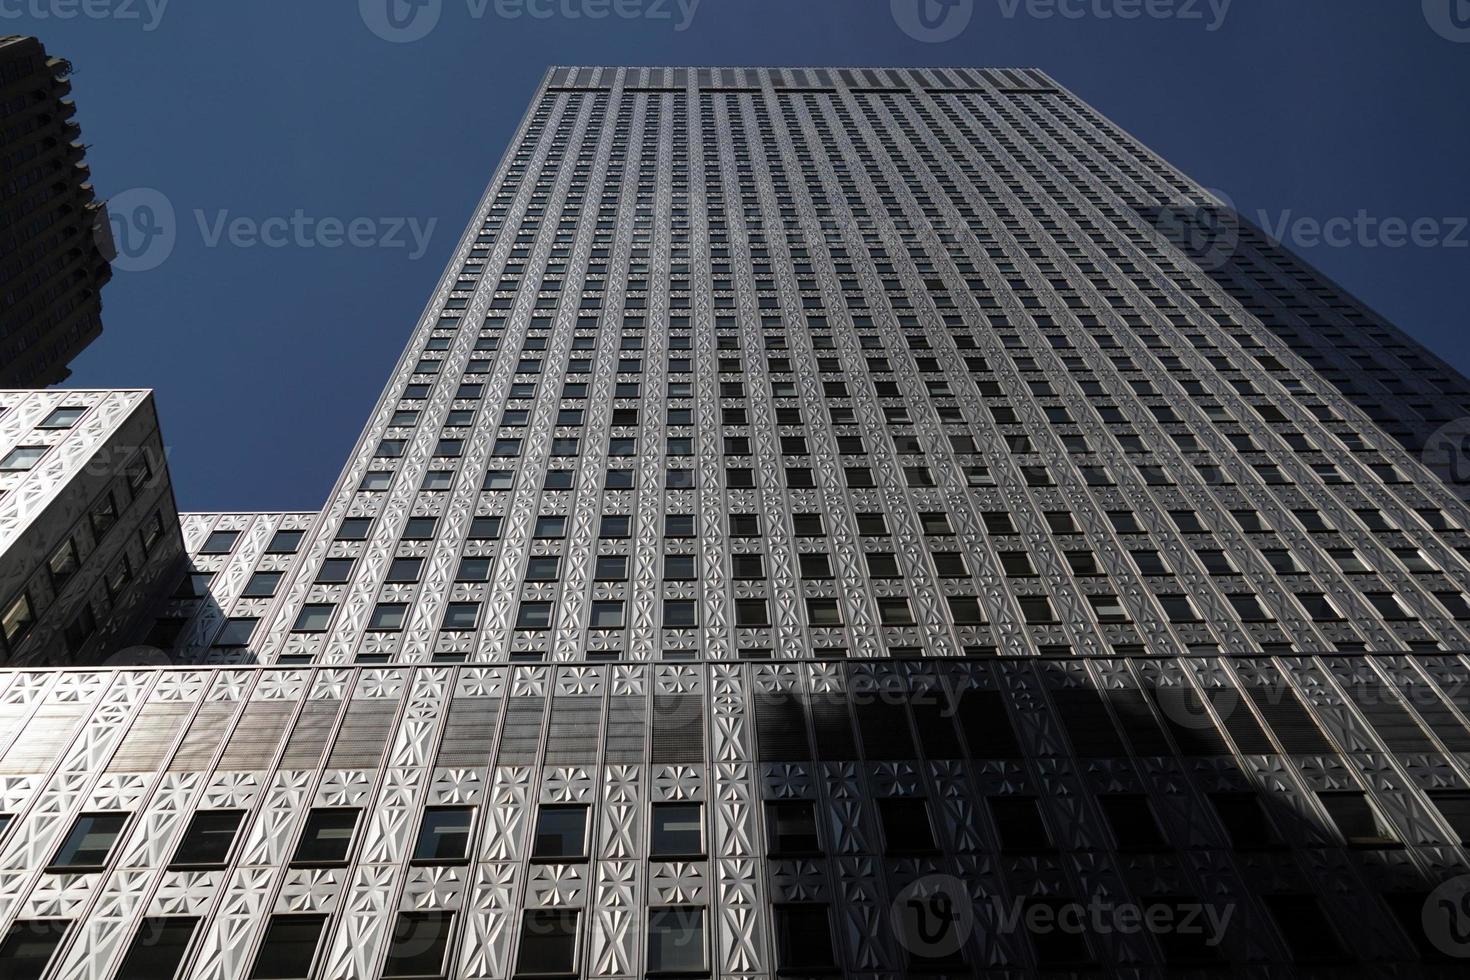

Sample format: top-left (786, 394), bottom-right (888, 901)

top-left (16, 1), bottom-right (1470, 511)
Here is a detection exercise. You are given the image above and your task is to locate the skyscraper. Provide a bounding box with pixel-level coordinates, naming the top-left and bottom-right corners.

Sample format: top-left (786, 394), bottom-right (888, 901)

top-left (3, 66), bottom-right (1470, 976)
top-left (0, 36), bottom-right (115, 388)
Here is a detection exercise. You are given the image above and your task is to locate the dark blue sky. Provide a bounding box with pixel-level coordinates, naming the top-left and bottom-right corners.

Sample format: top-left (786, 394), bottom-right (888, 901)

top-left (20, 1), bottom-right (1470, 511)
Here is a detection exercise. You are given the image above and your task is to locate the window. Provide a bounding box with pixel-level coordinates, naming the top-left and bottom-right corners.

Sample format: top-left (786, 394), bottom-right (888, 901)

top-left (387, 557), bottom-right (422, 582)
top-left (2, 594), bottom-right (35, 649)
top-left (48, 812), bottom-right (126, 871)
top-left (766, 801), bottom-right (821, 856)
top-left (589, 601), bottom-right (625, 629)
top-left (878, 798), bottom-right (937, 854)
top-left (200, 529), bottom-right (239, 554)
top-left (1262, 895), bottom-right (1345, 963)
top-left (650, 803), bottom-right (703, 858)
top-left (213, 617), bottom-right (258, 647)
top-left (169, 810), bottom-right (244, 868)
top-left (412, 807), bottom-right (473, 864)
top-left (468, 516), bottom-right (503, 539)
top-left (515, 602), bottom-right (552, 630)
top-left (664, 600), bottom-right (697, 628)
top-left (806, 597), bottom-right (843, 627)
top-left (1159, 595), bottom-right (1199, 623)
top-left (1100, 795), bottom-right (1166, 850)
top-left (0, 446), bottom-right (46, 471)
top-left (248, 915), bottom-right (327, 980)
top-left (990, 796), bottom-right (1052, 852)
top-left (292, 605), bottom-right (334, 632)
top-left (484, 470), bottom-right (514, 490)
top-left (403, 517), bottom-right (437, 539)
top-left (47, 540), bottom-right (78, 589)
top-left (1088, 595), bottom-right (1129, 623)
top-left (532, 805), bottom-right (588, 861)
top-left (735, 599), bottom-right (769, 628)
top-left (443, 602), bottom-right (481, 630)
top-left (267, 529), bottom-right (304, 553)
top-left (526, 556), bottom-right (561, 581)
top-left (647, 908), bottom-right (706, 976)
top-left (1429, 790), bottom-right (1470, 845)
top-left (878, 598), bottom-right (913, 626)
top-left (515, 910), bottom-right (578, 977)
top-left (798, 553), bottom-right (831, 579)
top-left (1019, 596), bottom-right (1056, 625)
top-left (316, 558), bottom-right (353, 584)
top-left (536, 516), bottom-right (568, 538)
top-left (337, 518), bottom-right (372, 540)
top-left (1297, 592), bottom-right (1341, 622)
top-left (39, 406), bottom-right (86, 429)
top-left (594, 556), bottom-right (628, 581)
top-left (773, 906), bottom-right (836, 974)
top-left (243, 571), bottom-right (283, 598)
top-left (291, 809), bottom-right (359, 866)
top-left (1320, 791), bottom-right (1397, 846)
top-left (1365, 592), bottom-right (1414, 620)
top-left (1227, 594), bottom-right (1270, 622)
top-left (368, 603), bottom-right (409, 631)
top-left (1208, 793), bottom-right (1280, 849)
top-left (383, 912), bottom-right (453, 979)
top-left (116, 917), bottom-right (199, 980)
top-left (0, 921), bottom-right (71, 980)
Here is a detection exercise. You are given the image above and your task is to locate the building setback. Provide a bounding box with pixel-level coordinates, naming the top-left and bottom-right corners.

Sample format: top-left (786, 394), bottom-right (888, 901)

top-left (0, 35), bottom-right (114, 388)
top-left (5, 66), bottom-right (1470, 976)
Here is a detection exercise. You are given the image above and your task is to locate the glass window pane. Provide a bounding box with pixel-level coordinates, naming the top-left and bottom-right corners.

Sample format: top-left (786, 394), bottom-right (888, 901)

top-left (0, 920), bottom-right (72, 980)
top-left (291, 809), bottom-right (359, 865)
top-left (413, 808), bottom-right (472, 863)
top-left (383, 912), bottom-right (452, 979)
top-left (49, 812), bottom-right (126, 870)
top-left (248, 915), bottom-right (326, 980)
top-left (647, 907), bottom-right (705, 975)
top-left (170, 810), bottom-right (243, 868)
top-left (116, 917), bottom-right (199, 980)
top-left (532, 806), bottom-right (587, 861)
top-left (651, 804), bottom-right (703, 857)
top-left (515, 910), bottom-right (577, 976)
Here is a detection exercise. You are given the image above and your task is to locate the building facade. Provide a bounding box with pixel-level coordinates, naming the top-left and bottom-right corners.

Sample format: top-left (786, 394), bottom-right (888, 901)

top-left (4, 65), bottom-right (1470, 976)
top-left (0, 35), bottom-right (114, 388)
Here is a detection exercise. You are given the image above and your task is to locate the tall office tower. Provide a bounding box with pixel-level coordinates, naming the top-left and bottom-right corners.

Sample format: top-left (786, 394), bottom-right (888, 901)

top-left (0, 35), bottom-right (115, 388)
top-left (7, 67), bottom-right (1470, 977)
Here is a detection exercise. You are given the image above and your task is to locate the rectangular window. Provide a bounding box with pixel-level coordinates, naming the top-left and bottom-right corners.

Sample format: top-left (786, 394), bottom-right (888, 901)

top-left (515, 602), bottom-right (553, 630)
top-left (0, 446), bottom-right (47, 471)
top-left (116, 917), bottom-right (199, 980)
top-left (442, 602), bottom-right (481, 631)
top-left (291, 809), bottom-right (359, 866)
top-left (248, 915), bottom-right (328, 980)
top-left (532, 805), bottom-right (588, 861)
top-left (650, 803), bottom-right (703, 858)
top-left (1099, 794), bottom-right (1166, 850)
top-left (0, 921), bottom-right (72, 980)
top-left (1320, 791), bottom-right (1397, 846)
top-left (647, 908), bottom-right (706, 976)
top-left (292, 605), bottom-right (334, 633)
top-left (412, 807), bottom-right (473, 864)
top-left (515, 910), bottom-right (578, 978)
top-left (242, 572), bottom-right (283, 598)
top-left (48, 812), bottom-right (127, 871)
top-left (878, 798), bottom-right (937, 854)
top-left (773, 905), bottom-right (836, 974)
top-left (368, 603), bottom-right (409, 632)
top-left (766, 801), bottom-right (821, 856)
top-left (169, 810), bottom-right (244, 869)
top-left (383, 912), bottom-right (453, 979)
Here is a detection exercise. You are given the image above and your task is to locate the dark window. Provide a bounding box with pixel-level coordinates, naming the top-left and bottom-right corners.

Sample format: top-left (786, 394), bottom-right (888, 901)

top-left (48, 812), bottom-right (126, 871)
top-left (0, 921), bottom-right (71, 980)
top-left (413, 807), bottom-right (473, 863)
top-left (766, 801), bottom-right (821, 856)
top-left (267, 530), bottom-right (304, 553)
top-left (647, 908), bottom-right (706, 976)
top-left (292, 605), bottom-right (334, 632)
top-left (1023, 898), bottom-right (1095, 967)
top-left (200, 530), bottom-right (239, 554)
top-left (878, 798), bottom-right (937, 854)
top-left (1262, 894), bottom-right (1346, 963)
top-left (990, 797), bottom-right (1052, 852)
top-left (242, 572), bottom-right (283, 598)
top-left (532, 805), bottom-right (588, 861)
top-left (291, 809), bottom-right (359, 866)
top-left (1100, 794), bottom-right (1166, 850)
top-left (1320, 791), bottom-right (1397, 846)
top-left (650, 803), bottom-right (703, 858)
top-left (214, 618), bottom-right (259, 647)
top-left (1430, 790), bottom-right (1470, 845)
top-left (116, 917), bottom-right (199, 980)
top-left (664, 600), bottom-right (697, 628)
top-left (248, 915), bottom-right (327, 979)
top-left (1208, 792), bottom-right (1280, 849)
top-left (773, 905), bottom-right (836, 973)
top-left (316, 559), bottom-right (354, 584)
top-left (169, 810), bottom-right (244, 868)
top-left (386, 558), bottom-right (422, 583)
top-left (443, 603), bottom-right (481, 630)
top-left (516, 602), bottom-right (553, 630)
top-left (383, 912), bottom-right (453, 979)
top-left (515, 910), bottom-right (578, 977)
